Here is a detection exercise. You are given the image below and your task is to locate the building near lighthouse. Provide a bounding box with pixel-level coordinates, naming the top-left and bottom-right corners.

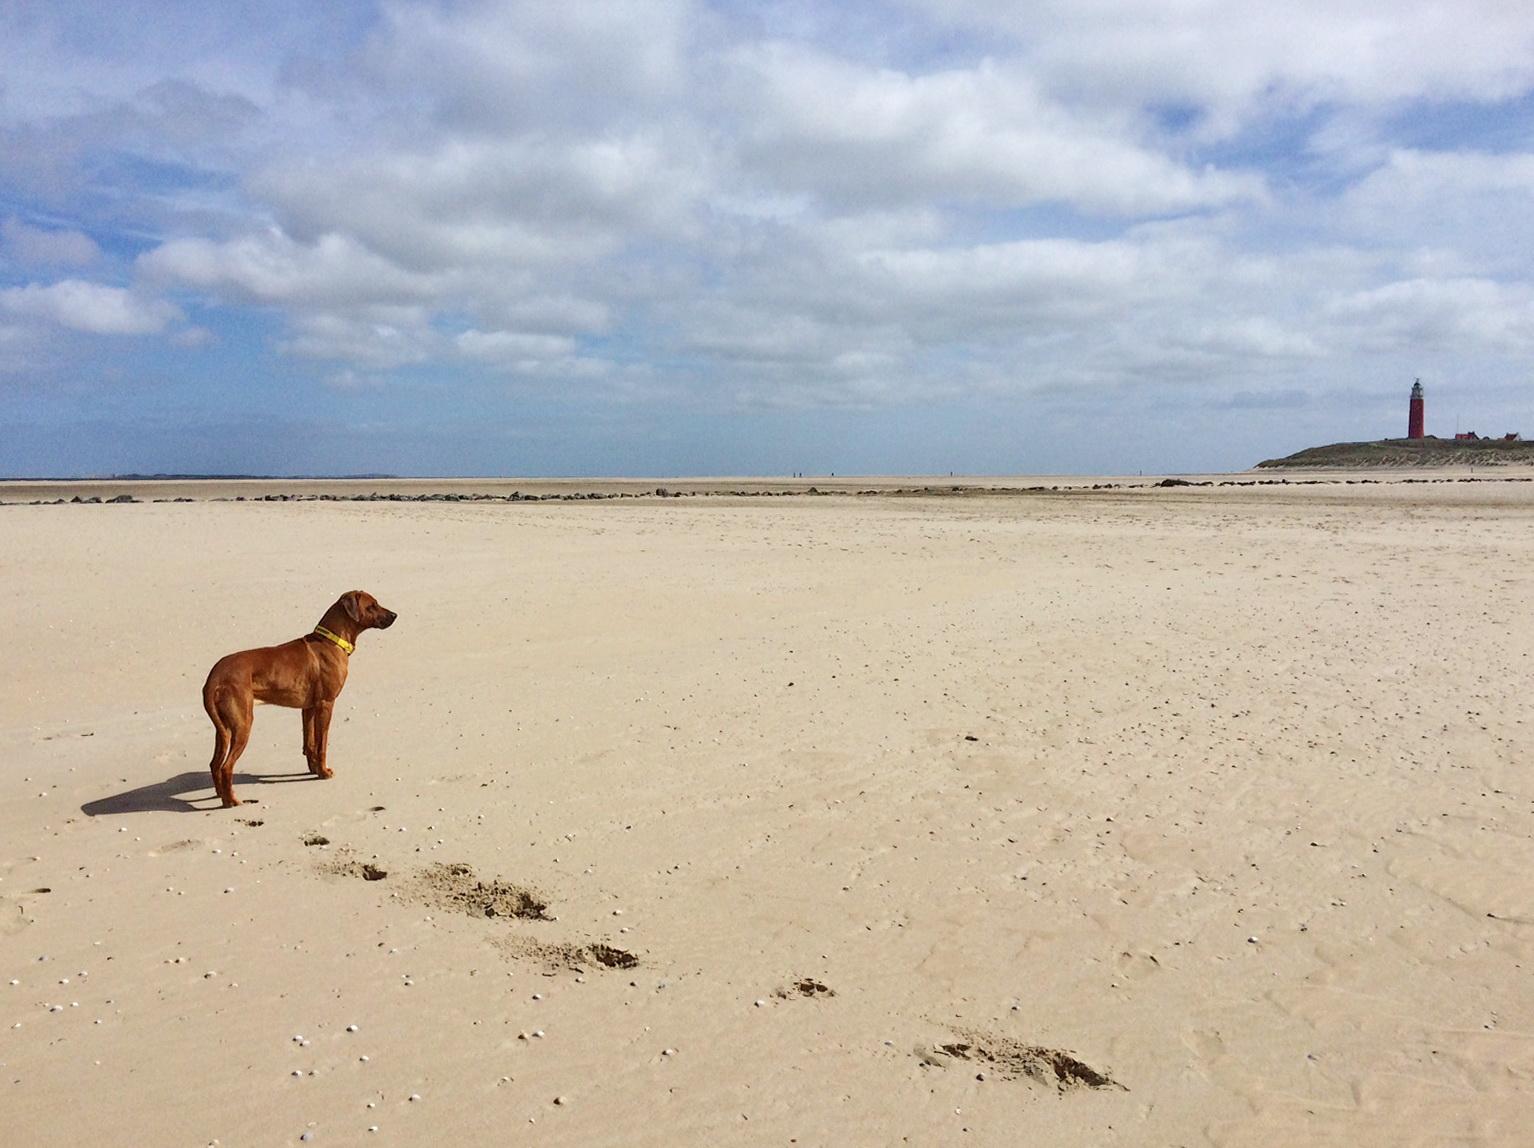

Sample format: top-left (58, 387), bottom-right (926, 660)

top-left (1408, 379), bottom-right (1425, 439)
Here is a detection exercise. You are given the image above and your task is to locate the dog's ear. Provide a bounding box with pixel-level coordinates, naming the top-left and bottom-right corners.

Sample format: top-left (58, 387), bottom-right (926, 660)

top-left (343, 592), bottom-right (362, 623)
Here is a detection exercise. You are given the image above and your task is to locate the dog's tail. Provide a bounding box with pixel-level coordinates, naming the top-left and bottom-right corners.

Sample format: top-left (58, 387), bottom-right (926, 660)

top-left (204, 678), bottom-right (231, 771)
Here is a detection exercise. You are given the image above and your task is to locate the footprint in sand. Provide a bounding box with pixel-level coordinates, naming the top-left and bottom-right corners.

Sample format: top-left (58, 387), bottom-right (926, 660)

top-left (0, 886), bottom-right (53, 936)
top-left (316, 805), bottom-right (388, 829)
top-left (409, 861), bottom-right (553, 920)
top-left (920, 1029), bottom-right (1125, 1092)
top-left (316, 853), bottom-right (387, 881)
top-left (316, 851), bottom-right (638, 970)
top-left (497, 936), bottom-right (640, 971)
top-left (1180, 1028), bottom-right (1225, 1062)
top-left (1113, 950), bottom-right (1163, 981)
top-left (774, 978), bottom-right (836, 1000)
top-left (146, 839), bottom-right (205, 858)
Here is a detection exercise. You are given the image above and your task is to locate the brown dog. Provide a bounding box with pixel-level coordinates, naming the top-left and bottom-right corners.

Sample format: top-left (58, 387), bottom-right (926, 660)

top-left (202, 591), bottom-right (397, 807)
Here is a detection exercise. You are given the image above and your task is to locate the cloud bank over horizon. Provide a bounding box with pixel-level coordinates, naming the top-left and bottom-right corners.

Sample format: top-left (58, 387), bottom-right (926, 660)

top-left (4, 0), bottom-right (1534, 476)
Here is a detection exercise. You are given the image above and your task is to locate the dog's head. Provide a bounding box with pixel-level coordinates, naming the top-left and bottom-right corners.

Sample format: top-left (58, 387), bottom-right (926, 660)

top-left (341, 590), bottom-right (397, 630)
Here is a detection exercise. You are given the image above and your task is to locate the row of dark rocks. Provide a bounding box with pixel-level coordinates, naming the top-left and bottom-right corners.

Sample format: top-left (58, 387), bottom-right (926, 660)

top-left (9, 472), bottom-right (1534, 507)
top-left (14, 486), bottom-right (1098, 504)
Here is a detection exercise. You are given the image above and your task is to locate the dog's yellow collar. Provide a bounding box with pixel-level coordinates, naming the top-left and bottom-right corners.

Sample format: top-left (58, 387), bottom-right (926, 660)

top-left (313, 625), bottom-right (354, 655)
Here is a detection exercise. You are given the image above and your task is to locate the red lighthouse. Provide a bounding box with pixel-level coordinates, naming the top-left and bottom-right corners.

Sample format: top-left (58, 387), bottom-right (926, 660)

top-left (1407, 379), bottom-right (1425, 439)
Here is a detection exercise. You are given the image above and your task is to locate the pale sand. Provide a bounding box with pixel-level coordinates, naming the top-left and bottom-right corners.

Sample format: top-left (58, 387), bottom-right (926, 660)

top-left (3, 476), bottom-right (1533, 1146)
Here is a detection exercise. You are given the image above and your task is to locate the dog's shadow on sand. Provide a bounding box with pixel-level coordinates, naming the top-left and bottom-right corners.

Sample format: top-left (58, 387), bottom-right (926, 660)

top-left (82, 770), bottom-right (315, 816)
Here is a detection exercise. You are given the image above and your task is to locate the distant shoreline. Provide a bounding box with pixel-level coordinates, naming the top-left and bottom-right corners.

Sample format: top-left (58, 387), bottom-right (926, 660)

top-left (7, 468), bottom-right (1534, 505)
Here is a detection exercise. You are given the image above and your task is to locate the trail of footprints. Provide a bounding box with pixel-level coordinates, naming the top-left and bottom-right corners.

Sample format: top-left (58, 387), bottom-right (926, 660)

top-left (303, 833), bottom-right (1121, 1091)
top-left (309, 836), bottom-right (638, 971)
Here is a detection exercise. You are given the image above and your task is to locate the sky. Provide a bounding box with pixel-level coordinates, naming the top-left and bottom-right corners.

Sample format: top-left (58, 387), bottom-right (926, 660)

top-left (4, 0), bottom-right (1534, 477)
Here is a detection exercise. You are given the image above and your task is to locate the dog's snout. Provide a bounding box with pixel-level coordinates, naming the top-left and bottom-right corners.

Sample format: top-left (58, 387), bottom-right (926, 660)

top-left (376, 610), bottom-right (397, 629)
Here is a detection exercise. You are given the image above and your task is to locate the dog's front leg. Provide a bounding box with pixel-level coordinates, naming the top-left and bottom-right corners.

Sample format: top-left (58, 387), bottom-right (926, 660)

top-left (304, 701), bottom-right (336, 778)
top-left (302, 706), bottom-right (318, 773)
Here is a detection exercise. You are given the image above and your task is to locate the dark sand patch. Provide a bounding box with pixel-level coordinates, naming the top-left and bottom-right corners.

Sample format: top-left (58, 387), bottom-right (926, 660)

top-left (775, 977), bottom-right (835, 999)
top-left (411, 861), bottom-right (551, 920)
top-left (495, 935), bottom-right (639, 971)
top-left (922, 1030), bottom-right (1125, 1092)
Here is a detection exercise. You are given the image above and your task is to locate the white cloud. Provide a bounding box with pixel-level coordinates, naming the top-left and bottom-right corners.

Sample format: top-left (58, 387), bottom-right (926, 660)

top-left (2, 218), bottom-right (101, 267)
top-left (862, 238), bottom-right (1156, 317)
top-left (278, 308), bottom-right (440, 368)
top-left (250, 132), bottom-right (700, 273)
top-left (730, 45), bottom-right (1263, 214)
top-left (1361, 149), bottom-right (1534, 201)
top-left (359, 0), bottom-right (691, 133)
top-left (456, 329), bottom-right (577, 362)
top-left (1340, 149), bottom-right (1534, 272)
top-left (1327, 277), bottom-right (1534, 353)
top-left (1176, 316), bottom-right (1323, 360)
top-left (141, 229), bottom-right (442, 306)
top-left (0, 280), bottom-right (181, 335)
top-left (454, 329), bottom-right (614, 382)
top-left (680, 302), bottom-right (906, 366)
top-left (0, 1), bottom-right (371, 117)
top-left (899, 0), bottom-right (1534, 133)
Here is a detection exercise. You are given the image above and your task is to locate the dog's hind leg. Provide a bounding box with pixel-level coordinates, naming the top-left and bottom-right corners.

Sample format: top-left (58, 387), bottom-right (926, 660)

top-left (207, 719), bottom-right (232, 805)
top-left (207, 690), bottom-right (254, 807)
top-left (219, 721), bottom-right (252, 806)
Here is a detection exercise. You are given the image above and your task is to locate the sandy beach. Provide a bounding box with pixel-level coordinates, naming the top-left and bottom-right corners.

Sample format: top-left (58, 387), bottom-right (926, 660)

top-left (3, 473), bottom-right (1533, 1146)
